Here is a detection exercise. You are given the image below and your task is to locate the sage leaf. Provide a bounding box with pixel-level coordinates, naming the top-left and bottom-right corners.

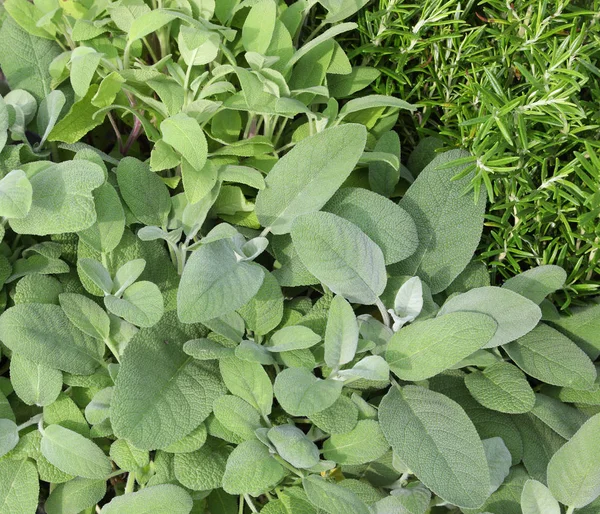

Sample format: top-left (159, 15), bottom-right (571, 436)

top-left (0, 303), bottom-right (103, 374)
top-left (323, 187), bottom-right (418, 264)
top-left (220, 357), bottom-right (273, 417)
top-left (255, 124), bottom-right (367, 234)
top-left (274, 367), bottom-right (342, 416)
top-left (101, 484), bottom-right (193, 514)
top-left (267, 424), bottom-right (320, 469)
top-left (111, 313), bottom-right (227, 449)
top-left (178, 239), bottom-right (265, 324)
top-left (438, 286), bottom-right (541, 348)
top-left (521, 480), bottom-right (561, 514)
top-left (385, 312), bottom-right (497, 381)
top-left (0, 169), bottom-right (32, 219)
top-left (40, 424), bottom-right (112, 479)
top-left (302, 475), bottom-right (370, 514)
top-left (10, 161), bottom-right (105, 236)
top-left (291, 212), bottom-right (386, 304)
top-left (0, 459), bottom-right (39, 514)
top-left (9, 354), bottom-right (62, 407)
top-left (465, 362), bottom-right (535, 414)
top-left (393, 150), bottom-right (486, 293)
top-left (322, 420), bottom-right (389, 465)
top-left (45, 478), bottom-right (107, 514)
top-left (504, 323), bottom-right (597, 390)
top-left (324, 295), bottom-right (359, 369)
top-left (547, 413), bottom-right (600, 508)
top-left (222, 439), bottom-right (286, 496)
top-left (379, 385), bottom-right (491, 509)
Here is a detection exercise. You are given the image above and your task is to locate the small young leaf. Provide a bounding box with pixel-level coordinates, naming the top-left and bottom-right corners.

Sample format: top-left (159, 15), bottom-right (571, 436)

top-left (161, 113), bottom-right (208, 172)
top-left (10, 354), bottom-right (62, 407)
top-left (104, 281), bottom-right (164, 328)
top-left (267, 325), bottom-right (321, 352)
top-left (324, 295), bottom-right (359, 369)
top-left (219, 357), bottom-right (273, 417)
top-left (59, 293), bottom-right (110, 341)
top-left (322, 420), bottom-right (389, 465)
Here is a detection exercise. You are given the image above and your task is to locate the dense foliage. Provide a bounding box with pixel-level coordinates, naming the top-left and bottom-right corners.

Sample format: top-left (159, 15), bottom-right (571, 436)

top-left (350, 0), bottom-right (600, 306)
top-left (0, 1), bottom-right (599, 513)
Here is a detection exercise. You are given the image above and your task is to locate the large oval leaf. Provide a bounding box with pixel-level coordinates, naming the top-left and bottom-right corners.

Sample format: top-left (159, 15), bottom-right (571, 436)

top-left (178, 239), bottom-right (265, 323)
top-left (392, 150), bottom-right (486, 293)
top-left (438, 286), bottom-right (541, 348)
top-left (323, 187), bottom-right (418, 264)
top-left (0, 303), bottom-right (103, 374)
top-left (504, 323), bottom-right (597, 390)
top-left (111, 313), bottom-right (227, 449)
top-left (10, 160), bottom-right (105, 235)
top-left (255, 124), bottom-right (366, 234)
top-left (379, 385), bottom-right (490, 509)
top-left (291, 211), bottom-right (386, 304)
top-left (0, 459), bottom-right (39, 514)
top-left (386, 312), bottom-right (497, 381)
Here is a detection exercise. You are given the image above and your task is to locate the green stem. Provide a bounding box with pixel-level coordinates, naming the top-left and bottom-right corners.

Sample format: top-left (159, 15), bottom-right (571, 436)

top-left (125, 472), bottom-right (135, 494)
top-left (183, 48), bottom-right (200, 106)
top-left (244, 494), bottom-right (259, 513)
top-left (273, 455), bottom-right (304, 478)
top-left (106, 469), bottom-right (127, 479)
top-left (566, 507), bottom-right (575, 514)
top-left (238, 496), bottom-right (244, 514)
top-left (123, 41), bottom-right (132, 70)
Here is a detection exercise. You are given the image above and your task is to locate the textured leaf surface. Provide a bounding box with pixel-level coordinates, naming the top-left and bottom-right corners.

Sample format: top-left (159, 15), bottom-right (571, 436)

top-left (547, 413), bottom-right (600, 508)
top-left (256, 124), bottom-right (366, 234)
top-left (41, 424), bottom-right (112, 479)
top-left (0, 303), bottom-right (103, 374)
top-left (322, 420), bottom-right (389, 465)
top-left (274, 367), bottom-right (342, 416)
top-left (268, 424), bottom-right (320, 469)
top-left (174, 438), bottom-right (230, 491)
top-left (101, 484), bottom-right (193, 514)
top-left (521, 480), bottom-right (560, 514)
top-left (465, 362), bottom-right (535, 414)
top-left (323, 187), bottom-right (417, 264)
top-left (220, 357), bottom-right (273, 417)
top-left (379, 385), bottom-right (490, 508)
top-left (222, 439), bottom-right (286, 495)
top-left (386, 312), bottom-right (497, 381)
top-left (291, 212), bottom-right (386, 304)
top-left (237, 271), bottom-right (283, 335)
top-left (161, 113), bottom-right (208, 171)
top-left (10, 354), bottom-right (62, 406)
top-left (548, 301), bottom-right (600, 360)
top-left (502, 266), bottom-right (566, 305)
top-left (178, 239), bottom-right (265, 323)
top-left (505, 323), bottom-right (597, 390)
top-left (394, 150), bottom-right (486, 293)
top-left (10, 161), bottom-right (105, 235)
top-left (0, 459), bottom-right (39, 514)
top-left (302, 475), bottom-right (370, 514)
top-left (0, 18), bottom-right (60, 102)
top-left (438, 287), bottom-right (541, 348)
top-left (324, 295), bottom-right (359, 369)
top-left (45, 478), bottom-right (107, 514)
top-left (111, 313), bottom-right (226, 449)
